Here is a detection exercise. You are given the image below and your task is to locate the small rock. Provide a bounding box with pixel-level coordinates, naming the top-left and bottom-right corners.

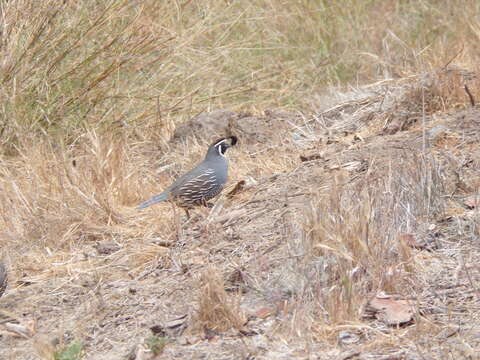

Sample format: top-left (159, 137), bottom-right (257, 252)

top-left (171, 110), bottom-right (241, 142)
top-left (150, 314), bottom-right (188, 338)
top-left (338, 331), bottom-right (360, 345)
top-left (171, 109), bottom-right (294, 145)
top-left (94, 241), bottom-right (120, 255)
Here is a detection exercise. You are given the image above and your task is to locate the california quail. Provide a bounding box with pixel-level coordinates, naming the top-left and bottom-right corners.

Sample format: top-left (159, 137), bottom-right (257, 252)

top-left (0, 261), bottom-right (7, 298)
top-left (138, 136), bottom-right (237, 217)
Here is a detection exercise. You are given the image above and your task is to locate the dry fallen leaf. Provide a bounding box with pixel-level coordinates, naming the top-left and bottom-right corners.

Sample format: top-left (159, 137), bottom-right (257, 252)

top-left (5, 320), bottom-right (36, 338)
top-left (399, 233), bottom-right (424, 250)
top-left (226, 180), bottom-right (246, 198)
top-left (364, 293), bottom-right (415, 326)
top-left (253, 307), bottom-right (275, 319)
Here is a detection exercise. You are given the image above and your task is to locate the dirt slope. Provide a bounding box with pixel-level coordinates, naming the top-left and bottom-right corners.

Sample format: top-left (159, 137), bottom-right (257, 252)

top-left (1, 79), bottom-right (480, 359)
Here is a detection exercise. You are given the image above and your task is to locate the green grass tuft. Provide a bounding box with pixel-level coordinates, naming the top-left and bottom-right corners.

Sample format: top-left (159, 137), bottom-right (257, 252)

top-left (146, 336), bottom-right (168, 356)
top-left (54, 341), bottom-right (84, 360)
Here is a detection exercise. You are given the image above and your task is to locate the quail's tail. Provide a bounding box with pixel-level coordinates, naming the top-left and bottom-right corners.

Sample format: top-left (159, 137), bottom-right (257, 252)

top-left (137, 192), bottom-right (168, 210)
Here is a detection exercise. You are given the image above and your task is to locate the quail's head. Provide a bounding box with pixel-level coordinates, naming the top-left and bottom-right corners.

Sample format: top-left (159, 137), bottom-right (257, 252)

top-left (206, 136), bottom-right (238, 159)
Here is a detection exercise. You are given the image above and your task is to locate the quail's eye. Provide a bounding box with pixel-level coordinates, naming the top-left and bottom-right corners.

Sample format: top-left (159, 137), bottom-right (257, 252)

top-left (216, 143), bottom-right (229, 155)
top-left (219, 144), bottom-right (225, 154)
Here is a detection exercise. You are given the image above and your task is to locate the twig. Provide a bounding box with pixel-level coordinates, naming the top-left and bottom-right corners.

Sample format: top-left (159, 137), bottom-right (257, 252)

top-left (462, 260), bottom-right (480, 300)
top-left (441, 44), bottom-right (464, 70)
top-left (464, 85), bottom-right (475, 107)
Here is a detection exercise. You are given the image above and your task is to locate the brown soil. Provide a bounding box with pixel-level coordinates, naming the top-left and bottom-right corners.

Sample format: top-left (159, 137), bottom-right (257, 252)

top-left (1, 79), bottom-right (480, 359)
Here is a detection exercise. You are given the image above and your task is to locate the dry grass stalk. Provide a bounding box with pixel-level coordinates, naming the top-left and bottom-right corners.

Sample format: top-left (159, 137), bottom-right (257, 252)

top-left (0, 0), bottom-right (480, 358)
top-left (0, 261), bottom-right (7, 298)
top-left (192, 266), bottom-right (246, 334)
top-left (281, 151), bottom-right (447, 341)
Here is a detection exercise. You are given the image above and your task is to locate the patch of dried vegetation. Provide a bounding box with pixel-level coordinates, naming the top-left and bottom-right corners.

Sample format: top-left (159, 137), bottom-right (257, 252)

top-left (191, 267), bottom-right (246, 335)
top-left (0, 1), bottom-right (480, 359)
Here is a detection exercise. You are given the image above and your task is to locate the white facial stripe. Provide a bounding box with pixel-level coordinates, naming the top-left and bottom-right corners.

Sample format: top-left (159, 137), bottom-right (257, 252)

top-left (207, 137), bottom-right (234, 158)
top-left (214, 139), bottom-right (227, 147)
top-left (217, 144), bottom-right (226, 156)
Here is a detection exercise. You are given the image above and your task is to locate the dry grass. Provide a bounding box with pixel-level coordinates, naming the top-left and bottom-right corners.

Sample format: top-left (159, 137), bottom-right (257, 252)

top-left (191, 266), bottom-right (246, 334)
top-left (0, 0), bottom-right (480, 359)
top-left (280, 153), bottom-right (444, 339)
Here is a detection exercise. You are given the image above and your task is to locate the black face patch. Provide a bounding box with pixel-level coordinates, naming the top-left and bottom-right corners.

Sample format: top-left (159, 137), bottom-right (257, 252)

top-left (216, 141), bottom-right (229, 155)
top-left (211, 136), bottom-right (238, 147)
top-left (210, 136), bottom-right (237, 156)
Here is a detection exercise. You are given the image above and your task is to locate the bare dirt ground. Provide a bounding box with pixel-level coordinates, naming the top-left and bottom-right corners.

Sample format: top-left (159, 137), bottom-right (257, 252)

top-left (1, 74), bottom-right (480, 359)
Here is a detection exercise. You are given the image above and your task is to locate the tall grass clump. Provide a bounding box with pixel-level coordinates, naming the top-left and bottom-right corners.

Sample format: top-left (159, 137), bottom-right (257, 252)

top-left (1, 1), bottom-right (480, 151)
top-left (280, 153), bottom-right (446, 341)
